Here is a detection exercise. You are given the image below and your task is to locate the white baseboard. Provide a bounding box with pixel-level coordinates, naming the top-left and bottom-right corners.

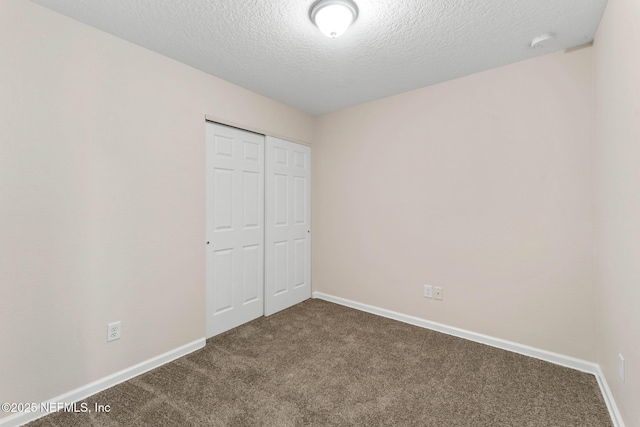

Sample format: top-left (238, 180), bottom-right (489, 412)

top-left (1, 338), bottom-right (206, 427)
top-left (313, 292), bottom-right (625, 427)
top-left (594, 365), bottom-right (626, 427)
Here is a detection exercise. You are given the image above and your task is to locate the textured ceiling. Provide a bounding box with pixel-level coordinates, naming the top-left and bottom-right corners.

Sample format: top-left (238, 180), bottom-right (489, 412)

top-left (30, 0), bottom-right (608, 115)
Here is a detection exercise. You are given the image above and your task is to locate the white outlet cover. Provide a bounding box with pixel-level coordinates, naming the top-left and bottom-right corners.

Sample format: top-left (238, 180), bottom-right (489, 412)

top-left (107, 321), bottom-right (121, 342)
top-left (424, 285), bottom-right (433, 298)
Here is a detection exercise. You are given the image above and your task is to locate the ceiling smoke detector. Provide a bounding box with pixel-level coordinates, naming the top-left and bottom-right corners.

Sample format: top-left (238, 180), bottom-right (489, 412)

top-left (530, 33), bottom-right (555, 49)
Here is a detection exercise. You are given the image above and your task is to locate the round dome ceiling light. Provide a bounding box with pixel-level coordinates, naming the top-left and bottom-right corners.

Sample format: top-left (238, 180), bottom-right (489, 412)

top-left (310, 0), bottom-right (358, 39)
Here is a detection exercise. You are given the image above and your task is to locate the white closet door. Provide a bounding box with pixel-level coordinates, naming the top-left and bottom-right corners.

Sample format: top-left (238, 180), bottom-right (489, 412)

top-left (265, 136), bottom-right (311, 316)
top-left (206, 123), bottom-right (264, 338)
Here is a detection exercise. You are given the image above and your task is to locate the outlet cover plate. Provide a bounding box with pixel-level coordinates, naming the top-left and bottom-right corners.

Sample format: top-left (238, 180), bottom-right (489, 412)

top-left (424, 285), bottom-right (433, 298)
top-left (107, 321), bottom-right (121, 342)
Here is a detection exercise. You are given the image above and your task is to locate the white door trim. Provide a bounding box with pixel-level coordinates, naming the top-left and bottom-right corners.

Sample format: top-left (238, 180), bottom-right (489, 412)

top-left (205, 116), bottom-right (311, 148)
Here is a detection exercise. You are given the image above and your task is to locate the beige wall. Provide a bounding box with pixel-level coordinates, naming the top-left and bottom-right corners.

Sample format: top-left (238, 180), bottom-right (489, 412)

top-left (594, 0), bottom-right (640, 424)
top-left (0, 0), bottom-right (313, 413)
top-left (3, 0), bottom-right (636, 422)
top-left (313, 48), bottom-right (596, 361)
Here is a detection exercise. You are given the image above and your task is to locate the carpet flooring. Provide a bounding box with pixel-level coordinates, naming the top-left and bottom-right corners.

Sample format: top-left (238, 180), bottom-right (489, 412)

top-left (29, 299), bottom-right (612, 426)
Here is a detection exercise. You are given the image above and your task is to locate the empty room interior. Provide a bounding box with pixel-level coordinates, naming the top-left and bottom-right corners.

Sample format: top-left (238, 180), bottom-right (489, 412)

top-left (1, 0), bottom-right (638, 425)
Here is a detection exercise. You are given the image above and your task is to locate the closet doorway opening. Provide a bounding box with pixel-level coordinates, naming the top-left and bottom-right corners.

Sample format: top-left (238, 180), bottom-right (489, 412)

top-left (205, 122), bottom-right (311, 338)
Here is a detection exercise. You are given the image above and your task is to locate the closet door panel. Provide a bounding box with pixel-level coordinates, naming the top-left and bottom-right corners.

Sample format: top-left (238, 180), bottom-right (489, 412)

top-left (206, 123), bottom-right (264, 338)
top-left (265, 137), bottom-right (311, 316)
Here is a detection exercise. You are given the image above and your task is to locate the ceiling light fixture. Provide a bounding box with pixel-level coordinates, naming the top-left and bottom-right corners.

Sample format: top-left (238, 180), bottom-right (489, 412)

top-left (310, 0), bottom-right (358, 39)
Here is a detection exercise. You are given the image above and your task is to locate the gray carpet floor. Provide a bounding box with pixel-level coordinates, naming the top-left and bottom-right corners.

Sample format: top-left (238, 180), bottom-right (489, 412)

top-left (29, 299), bottom-right (612, 426)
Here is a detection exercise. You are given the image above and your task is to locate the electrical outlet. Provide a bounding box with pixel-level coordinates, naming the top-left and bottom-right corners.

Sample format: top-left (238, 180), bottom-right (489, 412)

top-left (434, 287), bottom-right (443, 301)
top-left (424, 285), bottom-right (433, 298)
top-left (619, 354), bottom-right (625, 382)
top-left (107, 321), bottom-right (121, 342)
